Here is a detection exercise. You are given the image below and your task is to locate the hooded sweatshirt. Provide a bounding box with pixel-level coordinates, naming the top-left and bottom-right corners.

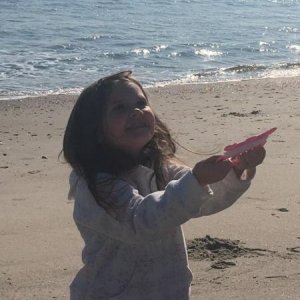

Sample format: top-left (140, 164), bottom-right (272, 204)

top-left (69, 163), bottom-right (251, 300)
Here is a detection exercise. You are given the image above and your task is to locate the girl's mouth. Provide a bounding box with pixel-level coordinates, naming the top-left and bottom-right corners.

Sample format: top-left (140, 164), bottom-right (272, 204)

top-left (126, 123), bottom-right (147, 131)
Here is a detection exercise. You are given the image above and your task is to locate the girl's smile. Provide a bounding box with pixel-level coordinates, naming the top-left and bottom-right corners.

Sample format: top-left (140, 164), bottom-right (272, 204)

top-left (102, 80), bottom-right (155, 157)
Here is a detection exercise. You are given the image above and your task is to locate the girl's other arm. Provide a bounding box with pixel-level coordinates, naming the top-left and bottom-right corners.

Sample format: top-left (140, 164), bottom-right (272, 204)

top-left (72, 170), bottom-right (212, 244)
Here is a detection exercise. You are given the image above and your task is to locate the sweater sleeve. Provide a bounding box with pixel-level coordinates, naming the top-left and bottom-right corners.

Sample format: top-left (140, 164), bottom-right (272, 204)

top-left (193, 169), bottom-right (251, 217)
top-left (70, 170), bottom-right (211, 243)
top-left (162, 163), bottom-right (251, 217)
top-left (162, 161), bottom-right (191, 182)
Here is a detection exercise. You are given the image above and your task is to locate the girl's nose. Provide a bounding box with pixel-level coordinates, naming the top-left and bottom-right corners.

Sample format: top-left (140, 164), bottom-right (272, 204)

top-left (131, 107), bottom-right (143, 116)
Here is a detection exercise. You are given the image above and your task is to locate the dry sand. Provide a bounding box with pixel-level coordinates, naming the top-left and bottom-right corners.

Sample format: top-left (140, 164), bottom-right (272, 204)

top-left (0, 77), bottom-right (299, 299)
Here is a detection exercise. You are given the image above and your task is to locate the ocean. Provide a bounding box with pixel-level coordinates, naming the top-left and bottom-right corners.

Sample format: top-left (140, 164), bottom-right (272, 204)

top-left (1, 0), bottom-right (300, 100)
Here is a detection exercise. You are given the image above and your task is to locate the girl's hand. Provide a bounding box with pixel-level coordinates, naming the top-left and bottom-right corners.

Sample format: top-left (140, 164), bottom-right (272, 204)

top-left (230, 146), bottom-right (266, 179)
top-left (192, 156), bottom-right (232, 186)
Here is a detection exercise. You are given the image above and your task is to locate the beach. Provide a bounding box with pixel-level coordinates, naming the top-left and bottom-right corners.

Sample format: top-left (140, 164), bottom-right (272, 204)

top-left (1, 77), bottom-right (299, 299)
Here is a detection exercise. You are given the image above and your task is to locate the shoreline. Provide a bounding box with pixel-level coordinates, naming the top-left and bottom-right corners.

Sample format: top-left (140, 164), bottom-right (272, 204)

top-left (2, 73), bottom-right (300, 103)
top-left (1, 76), bottom-right (299, 299)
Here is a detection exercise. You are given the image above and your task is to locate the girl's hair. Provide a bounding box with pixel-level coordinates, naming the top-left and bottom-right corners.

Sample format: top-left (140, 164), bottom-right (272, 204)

top-left (63, 71), bottom-right (176, 209)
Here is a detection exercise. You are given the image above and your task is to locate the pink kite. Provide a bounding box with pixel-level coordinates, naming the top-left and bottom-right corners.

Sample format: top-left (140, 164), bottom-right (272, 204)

top-left (223, 127), bottom-right (277, 158)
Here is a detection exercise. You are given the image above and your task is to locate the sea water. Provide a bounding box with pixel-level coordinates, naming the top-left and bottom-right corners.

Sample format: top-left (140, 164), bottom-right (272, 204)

top-left (1, 0), bottom-right (300, 100)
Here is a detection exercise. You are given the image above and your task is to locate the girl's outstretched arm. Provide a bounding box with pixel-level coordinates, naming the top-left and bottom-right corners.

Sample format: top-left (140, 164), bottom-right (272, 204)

top-left (193, 146), bottom-right (266, 217)
top-left (193, 168), bottom-right (252, 217)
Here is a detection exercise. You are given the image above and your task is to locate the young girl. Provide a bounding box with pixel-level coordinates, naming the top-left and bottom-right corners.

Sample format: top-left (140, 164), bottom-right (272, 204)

top-left (63, 71), bottom-right (265, 300)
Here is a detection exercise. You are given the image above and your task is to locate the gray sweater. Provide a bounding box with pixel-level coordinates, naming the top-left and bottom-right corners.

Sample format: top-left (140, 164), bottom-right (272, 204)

top-left (69, 164), bottom-right (251, 300)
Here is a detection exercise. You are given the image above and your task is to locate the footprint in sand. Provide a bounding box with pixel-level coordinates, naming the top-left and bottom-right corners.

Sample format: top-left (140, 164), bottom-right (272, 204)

top-left (211, 260), bottom-right (236, 269)
top-left (276, 208), bottom-right (289, 212)
top-left (286, 247), bottom-right (300, 253)
top-left (11, 198), bottom-right (26, 202)
top-left (28, 170), bottom-right (41, 174)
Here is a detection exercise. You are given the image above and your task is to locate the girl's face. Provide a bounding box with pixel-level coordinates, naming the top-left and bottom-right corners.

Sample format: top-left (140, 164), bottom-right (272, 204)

top-left (102, 80), bottom-right (155, 157)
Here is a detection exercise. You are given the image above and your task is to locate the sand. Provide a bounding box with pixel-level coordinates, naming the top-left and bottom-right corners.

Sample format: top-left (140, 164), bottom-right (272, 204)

top-left (0, 77), bottom-right (299, 299)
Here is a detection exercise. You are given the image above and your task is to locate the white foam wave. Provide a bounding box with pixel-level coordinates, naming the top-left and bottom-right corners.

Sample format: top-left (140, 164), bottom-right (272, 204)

top-left (0, 87), bottom-right (83, 101)
top-left (148, 64), bottom-right (300, 88)
top-left (267, 0), bottom-right (300, 4)
top-left (87, 34), bottom-right (103, 40)
top-left (153, 45), bottom-right (168, 52)
top-left (168, 51), bottom-right (179, 57)
top-left (195, 49), bottom-right (223, 57)
top-left (259, 41), bottom-right (277, 53)
top-left (259, 41), bottom-right (269, 46)
top-left (264, 68), bottom-right (300, 78)
top-left (131, 48), bottom-right (150, 56)
top-left (147, 74), bottom-right (196, 88)
top-left (279, 26), bottom-right (298, 33)
top-left (131, 45), bottom-right (168, 56)
top-left (287, 44), bottom-right (300, 52)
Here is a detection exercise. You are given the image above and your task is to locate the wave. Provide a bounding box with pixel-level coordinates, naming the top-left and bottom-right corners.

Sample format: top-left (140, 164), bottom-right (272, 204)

top-left (131, 45), bottom-right (168, 56)
top-left (279, 26), bottom-right (298, 33)
top-left (195, 48), bottom-right (223, 57)
top-left (76, 34), bottom-right (112, 42)
top-left (0, 87), bottom-right (83, 101)
top-left (2, 62), bottom-right (300, 100)
top-left (196, 62), bottom-right (300, 77)
top-left (152, 61), bottom-right (300, 87)
top-left (287, 44), bottom-right (300, 52)
top-left (266, 0), bottom-right (300, 5)
top-left (131, 48), bottom-right (151, 56)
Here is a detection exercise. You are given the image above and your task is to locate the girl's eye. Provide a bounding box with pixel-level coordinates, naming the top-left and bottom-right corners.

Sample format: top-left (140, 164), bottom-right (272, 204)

top-left (137, 99), bottom-right (147, 109)
top-left (113, 104), bottom-right (126, 112)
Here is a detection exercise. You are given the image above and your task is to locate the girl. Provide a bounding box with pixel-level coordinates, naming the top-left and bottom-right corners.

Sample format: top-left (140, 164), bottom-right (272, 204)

top-left (63, 71), bottom-right (265, 300)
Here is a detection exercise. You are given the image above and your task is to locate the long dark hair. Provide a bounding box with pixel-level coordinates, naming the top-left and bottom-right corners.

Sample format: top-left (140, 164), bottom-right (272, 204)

top-left (63, 71), bottom-right (176, 208)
